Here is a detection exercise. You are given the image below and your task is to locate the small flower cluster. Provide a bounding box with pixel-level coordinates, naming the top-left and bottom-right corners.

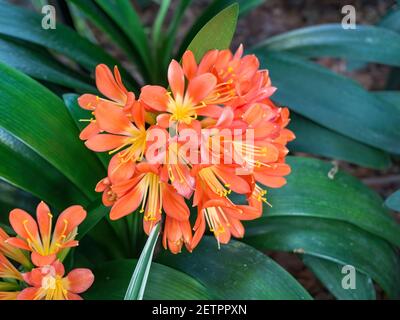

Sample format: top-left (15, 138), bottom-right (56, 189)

top-left (78, 46), bottom-right (295, 253)
top-left (0, 202), bottom-right (94, 300)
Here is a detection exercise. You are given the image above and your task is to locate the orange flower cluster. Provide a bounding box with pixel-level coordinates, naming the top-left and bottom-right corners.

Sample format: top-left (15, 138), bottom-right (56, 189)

top-left (78, 46), bottom-right (295, 254)
top-left (0, 202), bottom-right (94, 300)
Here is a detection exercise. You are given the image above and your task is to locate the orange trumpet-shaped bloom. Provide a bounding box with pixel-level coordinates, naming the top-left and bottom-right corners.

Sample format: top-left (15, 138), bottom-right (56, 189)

top-left (78, 64), bottom-right (135, 140)
top-left (140, 60), bottom-right (222, 126)
top-left (6, 202), bottom-right (86, 267)
top-left (83, 101), bottom-right (148, 167)
top-left (163, 216), bottom-right (192, 254)
top-left (108, 164), bottom-right (190, 231)
top-left (18, 260), bottom-right (94, 300)
top-left (0, 227), bottom-right (31, 268)
top-left (0, 252), bottom-right (23, 281)
top-left (0, 252), bottom-right (23, 300)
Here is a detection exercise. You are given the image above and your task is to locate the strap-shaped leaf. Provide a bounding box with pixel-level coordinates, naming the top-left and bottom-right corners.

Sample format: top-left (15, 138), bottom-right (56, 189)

top-left (94, 0), bottom-right (152, 75)
top-left (374, 91), bottom-right (400, 110)
top-left (244, 216), bottom-right (400, 298)
top-left (253, 51), bottom-right (400, 153)
top-left (0, 1), bottom-right (136, 89)
top-left (65, 0), bottom-right (137, 59)
top-left (379, 8), bottom-right (400, 32)
top-left (157, 236), bottom-right (312, 300)
top-left (289, 113), bottom-right (391, 169)
top-left (0, 180), bottom-right (37, 224)
top-left (84, 259), bottom-right (211, 300)
top-left (385, 190), bottom-right (400, 212)
top-left (254, 24), bottom-right (400, 67)
top-left (0, 36), bottom-right (95, 92)
top-left (178, 0), bottom-right (264, 57)
top-left (242, 157), bottom-right (400, 246)
top-left (0, 127), bottom-right (89, 210)
top-left (302, 255), bottom-right (376, 300)
top-left (124, 223), bottom-right (160, 300)
top-left (77, 199), bottom-right (109, 241)
top-left (186, 4), bottom-right (239, 62)
top-left (0, 63), bottom-right (105, 200)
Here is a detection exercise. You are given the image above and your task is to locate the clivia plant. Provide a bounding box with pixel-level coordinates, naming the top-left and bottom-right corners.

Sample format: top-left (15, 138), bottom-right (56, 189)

top-left (0, 0), bottom-right (399, 300)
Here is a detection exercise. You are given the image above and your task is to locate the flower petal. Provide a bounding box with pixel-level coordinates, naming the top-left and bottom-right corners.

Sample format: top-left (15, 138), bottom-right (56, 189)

top-left (94, 102), bottom-right (134, 135)
top-left (95, 64), bottom-right (126, 104)
top-left (253, 173), bottom-right (287, 188)
top-left (182, 50), bottom-right (197, 79)
top-left (17, 287), bottom-right (41, 300)
top-left (78, 94), bottom-right (99, 110)
top-left (54, 205), bottom-right (86, 237)
top-left (36, 201), bottom-right (52, 245)
top-left (67, 293), bottom-right (83, 300)
top-left (168, 60), bottom-right (185, 99)
top-left (85, 134), bottom-right (128, 152)
top-left (108, 153), bottom-right (136, 183)
top-left (110, 186), bottom-right (144, 220)
top-left (31, 252), bottom-right (56, 267)
top-left (5, 237), bottom-right (30, 251)
top-left (9, 209), bottom-right (39, 241)
top-left (187, 73), bottom-right (217, 104)
top-left (162, 184), bottom-right (190, 220)
top-left (79, 121), bottom-right (101, 140)
top-left (140, 85), bottom-right (168, 112)
top-left (65, 268), bottom-right (94, 293)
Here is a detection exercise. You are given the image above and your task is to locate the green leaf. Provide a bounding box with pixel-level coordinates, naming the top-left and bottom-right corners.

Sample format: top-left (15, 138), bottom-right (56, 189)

top-left (0, 1), bottom-right (136, 88)
top-left (289, 113), bottom-right (391, 169)
top-left (244, 216), bottom-right (400, 298)
top-left (0, 127), bottom-right (89, 210)
top-left (185, 4), bottom-right (239, 62)
top-left (0, 36), bottom-right (95, 92)
top-left (385, 190), bottom-right (400, 212)
top-left (178, 0), bottom-right (263, 57)
top-left (124, 223), bottom-right (160, 300)
top-left (65, 0), bottom-right (136, 58)
top-left (85, 259), bottom-right (211, 300)
top-left (94, 0), bottom-right (151, 76)
top-left (253, 51), bottom-right (400, 154)
top-left (302, 255), bottom-right (376, 300)
top-left (373, 91), bottom-right (400, 111)
top-left (0, 62), bottom-right (104, 200)
top-left (243, 157), bottom-right (400, 247)
top-left (63, 93), bottom-right (110, 168)
top-left (254, 24), bottom-right (400, 66)
top-left (163, 0), bottom-right (192, 62)
top-left (379, 8), bottom-right (400, 33)
top-left (0, 180), bottom-right (37, 224)
top-left (77, 199), bottom-right (109, 241)
top-left (152, 0), bottom-right (171, 47)
top-left (158, 237), bottom-right (312, 300)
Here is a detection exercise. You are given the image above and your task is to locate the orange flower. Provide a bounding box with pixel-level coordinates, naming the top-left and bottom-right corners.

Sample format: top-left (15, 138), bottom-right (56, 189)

top-left (182, 46), bottom-right (276, 107)
top-left (7, 202), bottom-right (86, 266)
top-left (78, 64), bottom-right (135, 140)
top-left (163, 216), bottom-right (192, 254)
top-left (140, 59), bottom-right (222, 126)
top-left (0, 227), bottom-right (31, 268)
top-left (18, 260), bottom-right (94, 300)
top-left (108, 164), bottom-right (190, 232)
top-left (0, 252), bottom-right (23, 300)
top-left (83, 100), bottom-right (149, 167)
top-left (191, 165), bottom-right (260, 247)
